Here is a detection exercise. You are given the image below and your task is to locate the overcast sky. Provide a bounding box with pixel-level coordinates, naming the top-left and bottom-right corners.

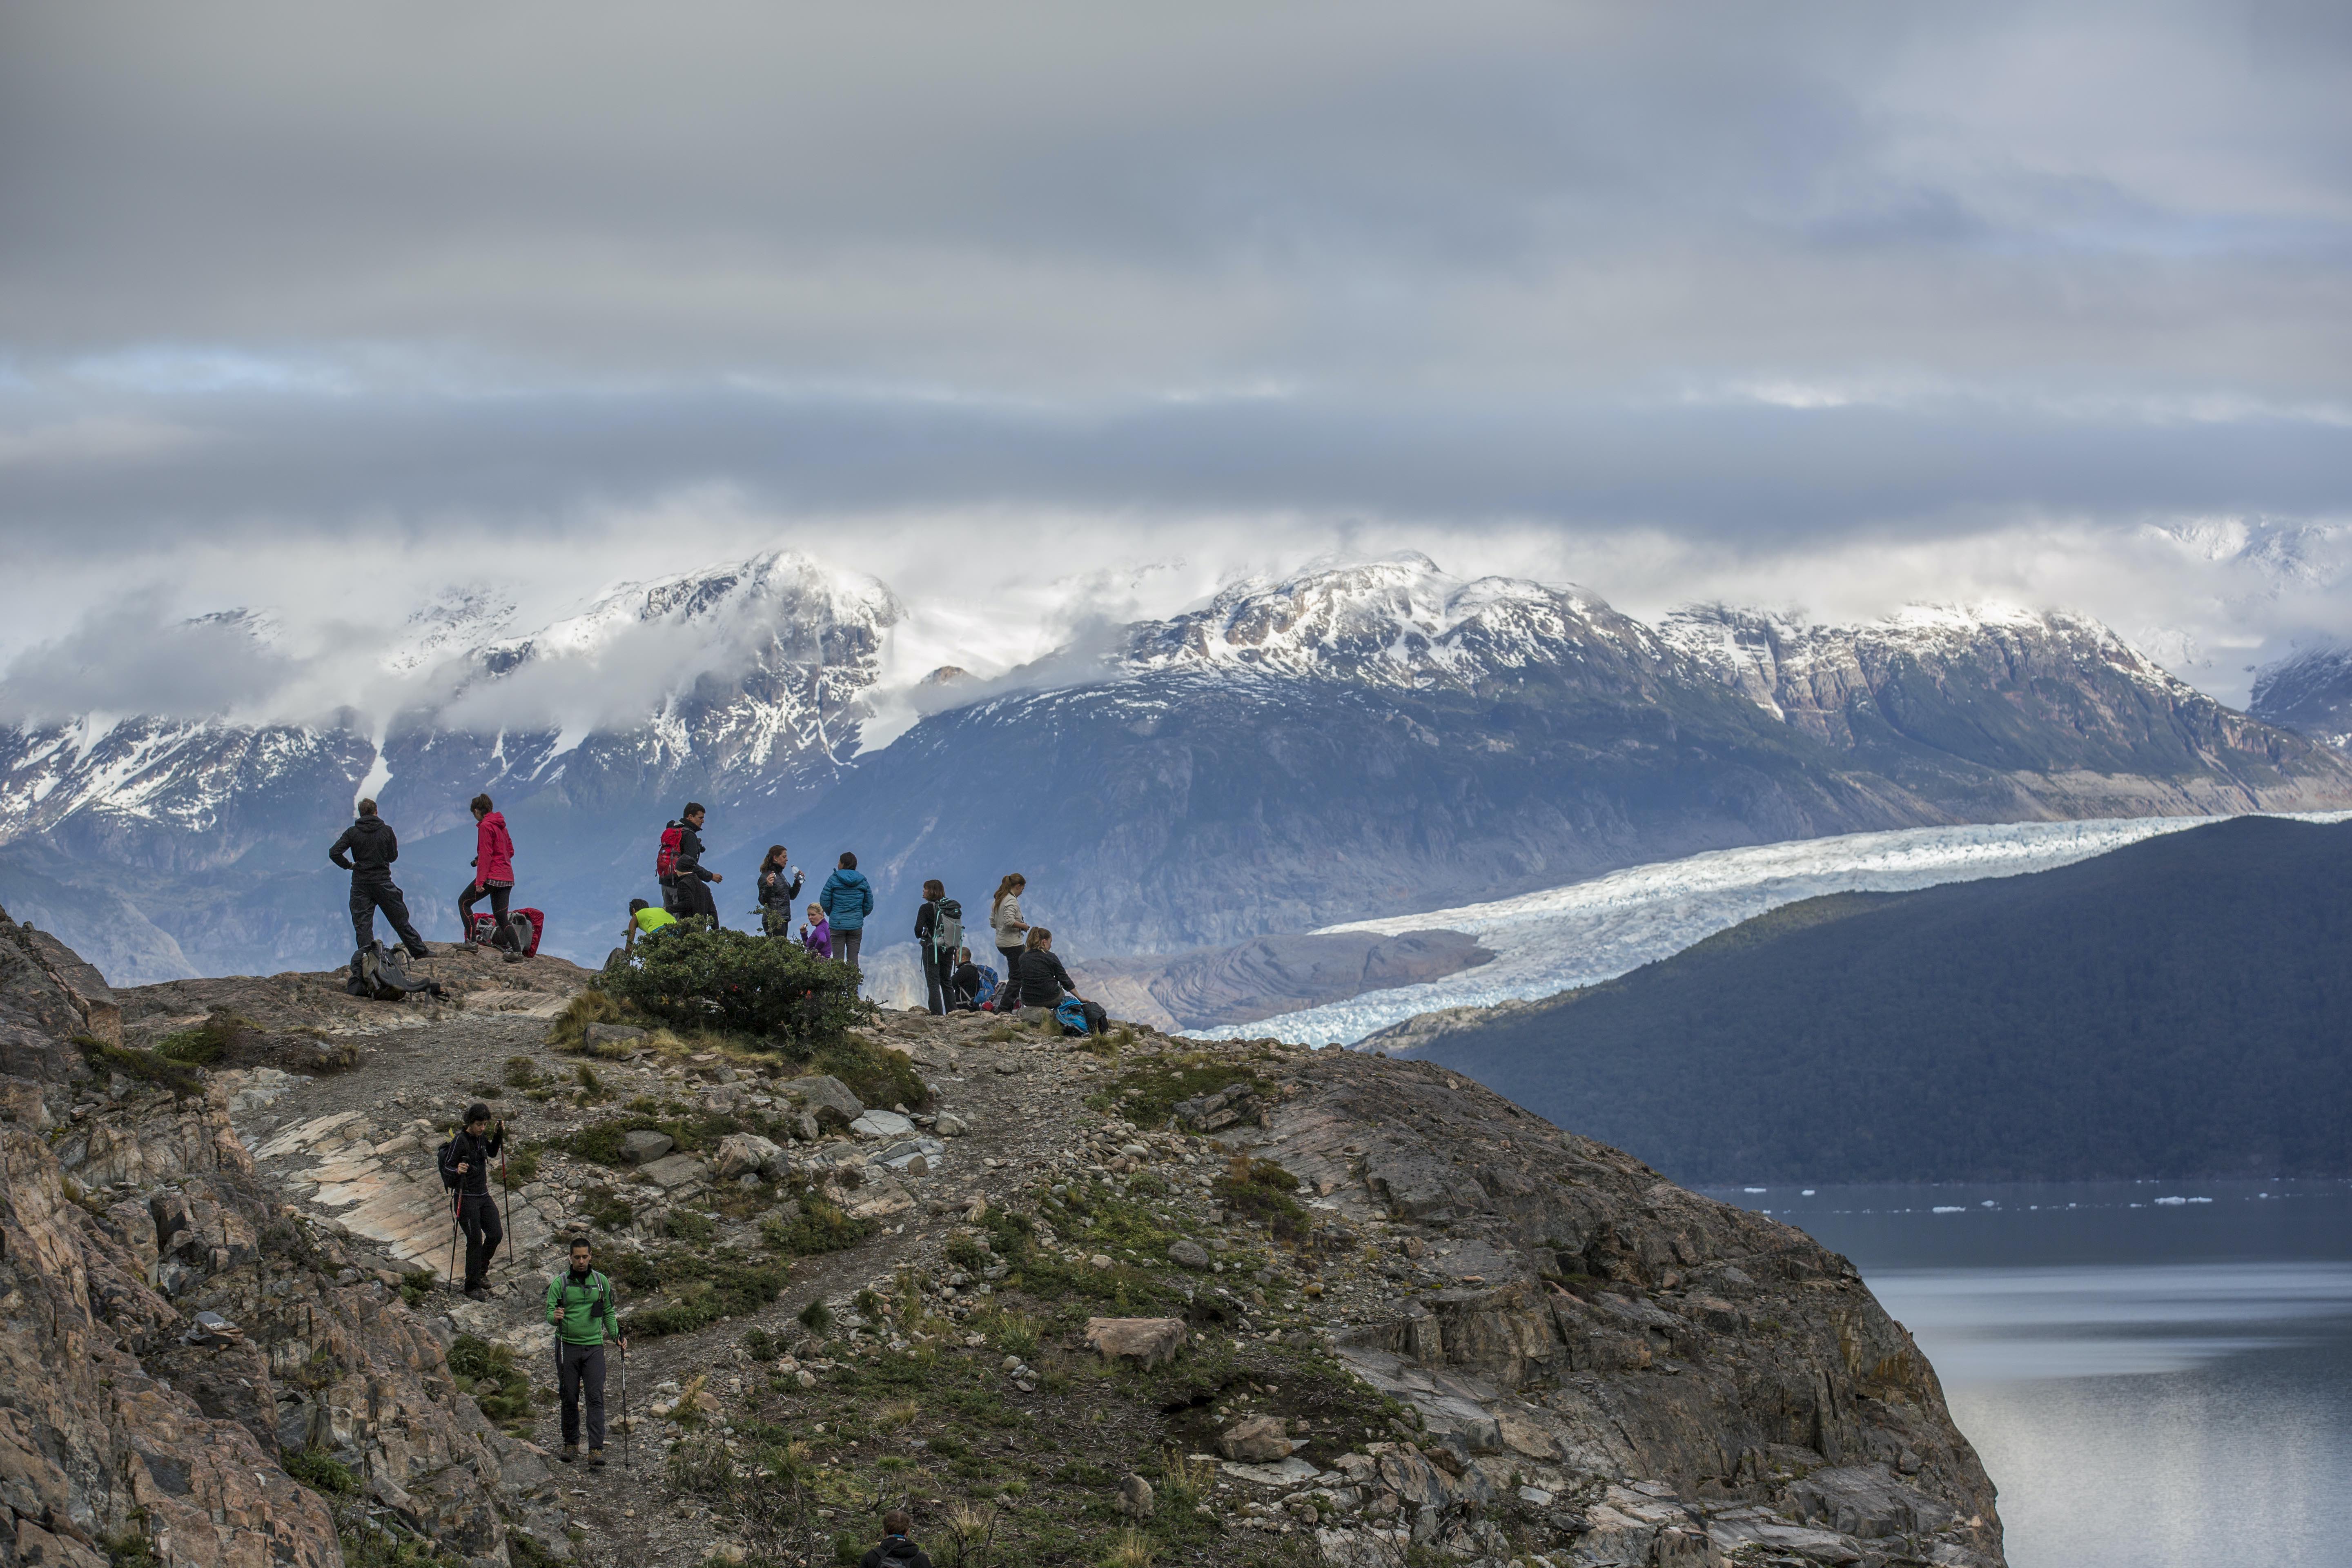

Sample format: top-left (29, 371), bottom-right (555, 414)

top-left (2, 0), bottom-right (2349, 713)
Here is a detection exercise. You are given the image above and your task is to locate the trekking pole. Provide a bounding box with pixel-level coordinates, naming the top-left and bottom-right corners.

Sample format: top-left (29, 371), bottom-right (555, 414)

top-left (498, 1122), bottom-right (510, 1286)
top-left (446, 1188), bottom-right (461, 1292)
top-left (619, 1336), bottom-right (630, 1470)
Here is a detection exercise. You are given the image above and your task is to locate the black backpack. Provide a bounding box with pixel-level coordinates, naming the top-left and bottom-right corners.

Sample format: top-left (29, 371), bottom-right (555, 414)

top-left (934, 898), bottom-right (963, 959)
top-left (346, 941), bottom-right (441, 1002)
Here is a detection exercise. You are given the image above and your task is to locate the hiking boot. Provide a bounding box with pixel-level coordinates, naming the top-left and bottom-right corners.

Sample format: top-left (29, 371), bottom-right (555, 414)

top-left (406, 944), bottom-right (432, 960)
top-left (464, 1285), bottom-right (489, 1302)
top-left (587, 1449), bottom-right (606, 1468)
top-left (558, 1446), bottom-right (579, 1464)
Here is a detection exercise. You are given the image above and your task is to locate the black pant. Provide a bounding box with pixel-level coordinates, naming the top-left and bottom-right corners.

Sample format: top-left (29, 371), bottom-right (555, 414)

top-left (557, 1342), bottom-right (608, 1450)
top-left (997, 949), bottom-right (1023, 1003)
top-left (675, 877), bottom-right (718, 924)
top-left (458, 1192), bottom-right (502, 1288)
top-left (834, 929), bottom-right (862, 969)
top-left (350, 879), bottom-right (427, 956)
top-left (456, 880), bottom-right (512, 944)
top-left (921, 946), bottom-right (949, 1015)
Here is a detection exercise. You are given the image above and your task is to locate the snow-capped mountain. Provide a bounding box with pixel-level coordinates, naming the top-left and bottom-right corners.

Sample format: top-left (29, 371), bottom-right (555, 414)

top-left (2250, 646), bottom-right (2352, 751)
top-left (5, 547), bottom-right (2347, 986)
top-left (764, 555), bottom-right (2352, 958)
top-left (0, 550), bottom-right (896, 980)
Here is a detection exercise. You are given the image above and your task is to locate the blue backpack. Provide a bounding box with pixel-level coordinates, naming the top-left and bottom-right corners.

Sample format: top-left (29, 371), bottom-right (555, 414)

top-left (1055, 998), bottom-right (1090, 1036)
top-left (973, 964), bottom-right (999, 1007)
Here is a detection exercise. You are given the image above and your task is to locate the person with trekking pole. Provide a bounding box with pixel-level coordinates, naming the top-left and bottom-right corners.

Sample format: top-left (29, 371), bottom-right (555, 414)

top-left (437, 1104), bottom-right (506, 1301)
top-left (546, 1235), bottom-right (625, 1467)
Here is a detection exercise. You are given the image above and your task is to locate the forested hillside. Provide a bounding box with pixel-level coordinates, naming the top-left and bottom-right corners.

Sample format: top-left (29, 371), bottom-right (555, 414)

top-left (1385, 815), bottom-right (2352, 1183)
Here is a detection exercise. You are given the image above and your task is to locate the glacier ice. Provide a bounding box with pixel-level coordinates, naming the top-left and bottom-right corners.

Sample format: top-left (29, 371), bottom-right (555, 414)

top-left (1187, 811), bottom-right (2352, 1047)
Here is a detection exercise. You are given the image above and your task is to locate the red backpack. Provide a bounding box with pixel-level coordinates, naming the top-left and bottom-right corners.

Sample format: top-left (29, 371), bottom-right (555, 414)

top-left (655, 824), bottom-right (684, 884)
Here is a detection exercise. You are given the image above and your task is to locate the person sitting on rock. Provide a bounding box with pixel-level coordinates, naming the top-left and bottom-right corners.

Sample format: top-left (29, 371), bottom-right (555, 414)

top-left (950, 946), bottom-right (989, 1011)
top-left (438, 1103), bottom-right (505, 1300)
top-left (545, 1235), bottom-right (624, 1467)
top-left (800, 902), bottom-right (831, 959)
top-left (624, 897), bottom-right (677, 953)
top-left (1012, 927), bottom-right (1083, 1014)
top-left (861, 1511), bottom-right (933, 1568)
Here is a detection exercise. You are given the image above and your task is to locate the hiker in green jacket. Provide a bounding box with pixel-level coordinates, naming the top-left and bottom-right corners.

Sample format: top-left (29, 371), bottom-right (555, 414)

top-left (545, 1236), bottom-right (625, 1465)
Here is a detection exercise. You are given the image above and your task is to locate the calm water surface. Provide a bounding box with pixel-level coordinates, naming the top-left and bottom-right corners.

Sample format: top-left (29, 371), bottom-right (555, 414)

top-left (1703, 1179), bottom-right (2352, 1568)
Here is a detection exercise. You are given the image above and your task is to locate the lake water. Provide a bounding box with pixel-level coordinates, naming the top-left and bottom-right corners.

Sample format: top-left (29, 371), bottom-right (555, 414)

top-left (1704, 1179), bottom-right (2352, 1568)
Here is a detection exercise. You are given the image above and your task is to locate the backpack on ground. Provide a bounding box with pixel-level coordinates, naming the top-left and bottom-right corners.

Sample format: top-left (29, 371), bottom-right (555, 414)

top-left (971, 964), bottom-right (998, 1009)
top-left (1054, 997), bottom-right (1089, 1036)
top-left (506, 908), bottom-right (543, 956)
top-left (347, 941), bottom-right (440, 1002)
top-left (654, 823), bottom-right (684, 885)
top-left (934, 898), bottom-right (963, 960)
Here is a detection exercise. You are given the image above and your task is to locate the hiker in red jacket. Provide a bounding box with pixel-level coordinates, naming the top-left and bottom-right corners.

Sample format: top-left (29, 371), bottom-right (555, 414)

top-left (457, 793), bottom-right (520, 950)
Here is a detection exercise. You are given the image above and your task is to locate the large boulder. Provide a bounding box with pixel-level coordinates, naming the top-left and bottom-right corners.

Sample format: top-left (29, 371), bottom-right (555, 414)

top-left (1082, 1317), bottom-right (1187, 1368)
top-left (1218, 1414), bottom-right (1291, 1463)
top-left (794, 1075), bottom-right (864, 1127)
top-left (619, 1129), bottom-right (675, 1165)
top-left (715, 1132), bottom-right (787, 1180)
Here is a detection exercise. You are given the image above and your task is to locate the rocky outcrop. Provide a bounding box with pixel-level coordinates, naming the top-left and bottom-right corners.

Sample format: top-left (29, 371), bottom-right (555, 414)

top-left (0, 904), bottom-right (572, 1567)
top-left (1224, 1049), bottom-right (2005, 1568)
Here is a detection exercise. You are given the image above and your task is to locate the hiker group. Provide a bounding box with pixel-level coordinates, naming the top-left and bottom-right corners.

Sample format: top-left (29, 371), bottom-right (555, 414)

top-left (329, 793), bottom-right (542, 998)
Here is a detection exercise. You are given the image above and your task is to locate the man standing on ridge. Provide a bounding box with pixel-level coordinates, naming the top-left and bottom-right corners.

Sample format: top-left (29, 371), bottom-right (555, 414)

top-left (546, 1235), bottom-right (624, 1466)
top-left (328, 797), bottom-right (430, 960)
top-left (669, 802), bottom-right (723, 927)
top-left (438, 1103), bottom-right (506, 1300)
top-left (819, 851), bottom-right (873, 969)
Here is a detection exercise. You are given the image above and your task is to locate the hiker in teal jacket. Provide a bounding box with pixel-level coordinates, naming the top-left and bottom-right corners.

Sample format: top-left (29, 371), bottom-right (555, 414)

top-left (546, 1236), bottom-right (625, 1464)
top-left (818, 851), bottom-right (874, 970)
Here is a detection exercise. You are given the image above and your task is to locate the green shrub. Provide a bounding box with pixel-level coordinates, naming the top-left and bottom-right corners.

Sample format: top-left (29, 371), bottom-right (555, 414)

top-left (75, 1037), bottom-right (203, 1100)
top-left (600, 927), bottom-right (871, 1052)
top-left (448, 1335), bottom-right (537, 1428)
top-left (399, 1268), bottom-right (438, 1307)
top-left (663, 1210), bottom-right (717, 1243)
top-left (625, 1257), bottom-right (791, 1339)
top-left (1214, 1157), bottom-right (1309, 1241)
top-left (763, 1197), bottom-right (871, 1257)
top-left (808, 1036), bottom-right (926, 1111)
top-left (944, 1234), bottom-right (987, 1270)
top-left (581, 1185), bottom-right (637, 1230)
top-left (503, 1055), bottom-right (545, 1088)
top-left (284, 1449), bottom-right (359, 1496)
top-left (797, 1298), bottom-right (834, 1334)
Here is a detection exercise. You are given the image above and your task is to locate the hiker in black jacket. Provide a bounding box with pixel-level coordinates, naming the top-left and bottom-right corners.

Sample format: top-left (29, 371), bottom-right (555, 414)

top-left (439, 1102), bottom-right (506, 1299)
top-left (1012, 927), bottom-right (1082, 1008)
top-left (861, 1512), bottom-right (933, 1568)
top-left (914, 879), bottom-right (953, 1017)
top-left (329, 798), bottom-right (430, 959)
top-left (670, 803), bottom-right (723, 926)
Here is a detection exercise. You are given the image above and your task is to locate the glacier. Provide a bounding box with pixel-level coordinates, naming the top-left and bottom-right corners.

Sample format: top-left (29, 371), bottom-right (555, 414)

top-left (1187, 811), bottom-right (2352, 1047)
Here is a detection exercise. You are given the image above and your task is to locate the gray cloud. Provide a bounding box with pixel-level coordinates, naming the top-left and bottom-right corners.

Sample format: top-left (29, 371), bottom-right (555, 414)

top-left (0, 0), bottom-right (2349, 695)
top-left (0, 597), bottom-right (298, 722)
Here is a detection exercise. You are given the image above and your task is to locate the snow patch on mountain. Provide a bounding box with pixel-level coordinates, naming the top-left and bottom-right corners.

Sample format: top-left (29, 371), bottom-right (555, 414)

top-left (1187, 811), bottom-right (2352, 1046)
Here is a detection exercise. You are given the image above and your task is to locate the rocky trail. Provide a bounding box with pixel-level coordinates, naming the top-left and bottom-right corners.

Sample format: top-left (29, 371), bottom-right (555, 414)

top-left (3, 909), bottom-right (2007, 1568)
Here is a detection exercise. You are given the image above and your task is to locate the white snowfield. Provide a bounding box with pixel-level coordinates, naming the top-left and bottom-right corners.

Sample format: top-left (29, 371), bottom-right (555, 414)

top-left (1187, 812), bottom-right (2352, 1047)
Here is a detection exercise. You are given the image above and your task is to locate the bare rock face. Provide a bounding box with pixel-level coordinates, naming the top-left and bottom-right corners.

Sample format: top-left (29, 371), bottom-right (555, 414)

top-left (1218, 1414), bottom-right (1292, 1463)
top-left (1236, 1047), bottom-right (2007, 1568)
top-left (0, 903), bottom-right (567, 1568)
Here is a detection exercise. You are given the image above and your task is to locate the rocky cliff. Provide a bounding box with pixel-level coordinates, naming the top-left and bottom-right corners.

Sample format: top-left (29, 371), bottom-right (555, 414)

top-left (0, 909), bottom-right (584, 1568)
top-left (2, 902), bottom-right (2006, 1568)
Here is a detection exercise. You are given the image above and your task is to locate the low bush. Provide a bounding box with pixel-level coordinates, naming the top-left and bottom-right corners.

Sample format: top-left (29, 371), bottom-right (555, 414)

top-left (156, 1011), bottom-right (255, 1065)
top-left (284, 1449), bottom-right (359, 1496)
top-left (76, 1036), bottom-right (203, 1100)
top-left (1214, 1156), bottom-right (1309, 1241)
top-left (600, 927), bottom-right (871, 1053)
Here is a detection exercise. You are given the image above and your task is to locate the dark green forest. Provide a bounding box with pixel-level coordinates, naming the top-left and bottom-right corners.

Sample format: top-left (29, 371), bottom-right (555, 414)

top-left (1399, 815), bottom-right (2352, 1183)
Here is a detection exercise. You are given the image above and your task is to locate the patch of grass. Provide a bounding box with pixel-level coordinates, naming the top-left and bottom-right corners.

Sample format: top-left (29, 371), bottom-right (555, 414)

top-left (447, 1334), bottom-right (537, 1430)
top-left (75, 1036), bottom-right (203, 1100)
top-left (551, 1105), bottom-right (793, 1167)
top-left (797, 1298), bottom-right (833, 1334)
top-left (505, 1054), bottom-right (546, 1088)
top-left (664, 1209), bottom-right (718, 1243)
top-left (621, 1253), bottom-right (792, 1339)
top-left (547, 989), bottom-right (639, 1052)
top-left (399, 1267), bottom-right (438, 1307)
top-left (944, 1234), bottom-right (987, 1270)
top-left (156, 1010), bottom-right (256, 1065)
top-left (1214, 1156), bottom-right (1310, 1243)
top-left (581, 1185), bottom-right (637, 1230)
top-left (505, 1144), bottom-right (541, 1183)
top-left (808, 1035), bottom-right (927, 1113)
top-left (1090, 1053), bottom-right (1266, 1128)
top-left (102, 1524), bottom-right (159, 1568)
top-left (763, 1197), bottom-right (871, 1257)
top-left (283, 1448), bottom-right (359, 1496)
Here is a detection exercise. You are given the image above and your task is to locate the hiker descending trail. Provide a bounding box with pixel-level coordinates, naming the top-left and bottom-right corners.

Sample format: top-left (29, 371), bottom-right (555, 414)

top-left (546, 1235), bottom-right (625, 1468)
top-left (438, 1103), bottom-right (507, 1300)
top-left (330, 797), bottom-right (430, 959)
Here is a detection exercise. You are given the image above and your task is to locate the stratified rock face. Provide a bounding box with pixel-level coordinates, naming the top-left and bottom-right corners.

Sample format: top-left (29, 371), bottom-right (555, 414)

top-left (1245, 1049), bottom-right (2005, 1567)
top-left (0, 905), bottom-right (568, 1568)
